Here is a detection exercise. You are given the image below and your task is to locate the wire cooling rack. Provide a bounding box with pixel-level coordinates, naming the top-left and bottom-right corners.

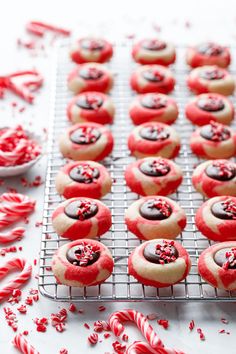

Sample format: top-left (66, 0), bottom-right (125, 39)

top-left (39, 41), bottom-right (236, 302)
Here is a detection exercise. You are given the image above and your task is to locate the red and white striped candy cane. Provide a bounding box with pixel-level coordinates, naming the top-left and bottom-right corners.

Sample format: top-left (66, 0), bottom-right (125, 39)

top-left (109, 310), bottom-right (185, 354)
top-left (0, 193), bottom-right (36, 216)
top-left (0, 227), bottom-right (25, 243)
top-left (126, 341), bottom-right (185, 354)
top-left (13, 333), bottom-right (39, 354)
top-left (0, 258), bottom-right (32, 301)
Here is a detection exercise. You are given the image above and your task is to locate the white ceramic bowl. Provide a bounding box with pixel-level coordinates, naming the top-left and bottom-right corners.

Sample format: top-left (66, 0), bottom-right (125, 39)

top-left (0, 129), bottom-right (43, 177)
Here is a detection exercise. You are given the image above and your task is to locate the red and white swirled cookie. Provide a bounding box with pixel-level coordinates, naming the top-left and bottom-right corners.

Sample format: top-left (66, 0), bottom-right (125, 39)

top-left (70, 37), bottom-right (113, 64)
top-left (190, 121), bottom-right (236, 159)
top-left (187, 65), bottom-right (235, 96)
top-left (129, 93), bottom-right (178, 125)
top-left (55, 160), bottom-right (112, 199)
top-left (125, 157), bottom-right (182, 196)
top-left (185, 93), bottom-right (234, 126)
top-left (186, 42), bottom-right (231, 68)
top-left (52, 239), bottom-right (114, 287)
top-left (128, 122), bottom-right (180, 159)
top-left (59, 122), bottom-right (114, 161)
top-left (132, 38), bottom-right (176, 65)
top-left (52, 197), bottom-right (112, 240)
top-left (195, 196), bottom-right (236, 242)
top-left (128, 239), bottom-right (191, 287)
top-left (198, 242), bottom-right (236, 291)
top-left (67, 92), bottom-right (115, 125)
top-left (192, 160), bottom-right (236, 198)
top-left (125, 196), bottom-right (186, 240)
top-left (68, 63), bottom-right (113, 94)
top-left (130, 65), bottom-right (175, 94)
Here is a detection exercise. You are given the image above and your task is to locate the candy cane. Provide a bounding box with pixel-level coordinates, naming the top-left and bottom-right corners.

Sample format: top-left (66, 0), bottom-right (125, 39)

top-left (13, 333), bottom-right (39, 354)
top-left (0, 227), bottom-right (25, 244)
top-left (0, 258), bottom-right (32, 301)
top-left (126, 341), bottom-right (185, 354)
top-left (109, 310), bottom-right (185, 354)
top-left (26, 21), bottom-right (70, 37)
top-left (0, 193), bottom-right (35, 229)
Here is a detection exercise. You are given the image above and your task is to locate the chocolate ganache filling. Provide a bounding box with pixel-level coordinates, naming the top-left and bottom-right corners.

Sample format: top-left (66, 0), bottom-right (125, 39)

top-left (79, 67), bottom-right (104, 80)
top-left (197, 42), bottom-right (224, 56)
top-left (211, 199), bottom-right (236, 220)
top-left (69, 164), bottom-right (100, 183)
top-left (205, 161), bottom-right (236, 181)
top-left (214, 247), bottom-right (236, 270)
top-left (200, 122), bottom-right (230, 142)
top-left (70, 126), bottom-right (101, 144)
top-left (141, 94), bottom-right (167, 109)
top-left (143, 240), bottom-right (178, 264)
top-left (66, 242), bottom-right (100, 266)
top-left (139, 125), bottom-right (169, 141)
top-left (140, 198), bottom-right (172, 220)
top-left (64, 200), bottom-right (98, 220)
top-left (200, 68), bottom-right (225, 80)
top-left (142, 68), bottom-right (165, 82)
top-left (81, 38), bottom-right (104, 51)
top-left (142, 39), bottom-right (166, 51)
top-left (197, 96), bottom-right (225, 112)
top-left (76, 93), bottom-right (103, 110)
top-left (139, 158), bottom-right (170, 177)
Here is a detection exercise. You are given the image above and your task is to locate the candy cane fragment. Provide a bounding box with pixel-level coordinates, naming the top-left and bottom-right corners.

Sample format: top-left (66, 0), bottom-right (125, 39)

top-left (13, 333), bottom-right (39, 354)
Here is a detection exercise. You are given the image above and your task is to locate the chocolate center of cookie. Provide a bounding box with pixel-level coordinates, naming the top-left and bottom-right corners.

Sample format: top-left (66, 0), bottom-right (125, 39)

top-left (141, 94), bottom-right (167, 109)
top-left (76, 93), bottom-right (103, 110)
top-left (70, 127), bottom-right (101, 144)
top-left (200, 122), bottom-right (230, 142)
top-left (205, 161), bottom-right (236, 181)
top-left (197, 96), bottom-right (225, 112)
top-left (139, 198), bottom-right (172, 220)
top-left (66, 243), bottom-right (100, 266)
top-left (211, 199), bottom-right (236, 220)
top-left (143, 240), bottom-right (178, 264)
top-left (79, 67), bottom-right (104, 80)
top-left (139, 125), bottom-right (169, 141)
top-left (64, 200), bottom-right (98, 220)
top-left (139, 158), bottom-right (170, 177)
top-left (214, 247), bottom-right (236, 270)
top-left (200, 68), bottom-right (225, 80)
top-left (142, 68), bottom-right (165, 82)
top-left (197, 43), bottom-right (224, 56)
top-left (142, 39), bottom-right (166, 51)
top-left (81, 39), bottom-right (104, 51)
top-left (69, 164), bottom-right (100, 183)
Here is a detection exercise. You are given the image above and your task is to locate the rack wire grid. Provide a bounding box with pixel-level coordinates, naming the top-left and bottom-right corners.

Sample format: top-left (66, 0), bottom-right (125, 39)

top-left (39, 41), bottom-right (236, 302)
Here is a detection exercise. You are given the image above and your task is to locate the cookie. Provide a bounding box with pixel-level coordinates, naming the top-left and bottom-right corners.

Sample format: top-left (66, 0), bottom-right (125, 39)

top-left (195, 196), bottom-right (236, 242)
top-left (128, 122), bottom-right (180, 159)
top-left (186, 42), bottom-right (231, 68)
top-left (187, 65), bottom-right (235, 96)
top-left (70, 37), bottom-right (113, 64)
top-left (125, 196), bottom-right (186, 240)
top-left (128, 239), bottom-right (191, 287)
top-left (59, 122), bottom-right (114, 161)
top-left (52, 239), bottom-right (114, 287)
top-left (130, 65), bottom-right (175, 94)
top-left (55, 160), bottom-right (112, 199)
top-left (67, 92), bottom-right (115, 125)
top-left (129, 93), bottom-right (178, 125)
top-left (52, 197), bottom-right (112, 240)
top-left (192, 160), bottom-right (236, 198)
top-left (68, 63), bottom-right (113, 94)
top-left (198, 242), bottom-right (236, 291)
top-left (125, 157), bottom-right (183, 196)
top-left (132, 38), bottom-right (176, 65)
top-left (185, 93), bottom-right (234, 126)
top-left (190, 121), bottom-right (236, 159)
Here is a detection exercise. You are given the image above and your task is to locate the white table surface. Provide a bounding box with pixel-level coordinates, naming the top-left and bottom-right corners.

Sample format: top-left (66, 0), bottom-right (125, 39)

top-left (1, 0), bottom-right (236, 353)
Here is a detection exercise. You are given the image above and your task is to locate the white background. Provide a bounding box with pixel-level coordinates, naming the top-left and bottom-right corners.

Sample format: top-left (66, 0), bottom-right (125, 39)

top-left (1, 0), bottom-right (236, 353)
